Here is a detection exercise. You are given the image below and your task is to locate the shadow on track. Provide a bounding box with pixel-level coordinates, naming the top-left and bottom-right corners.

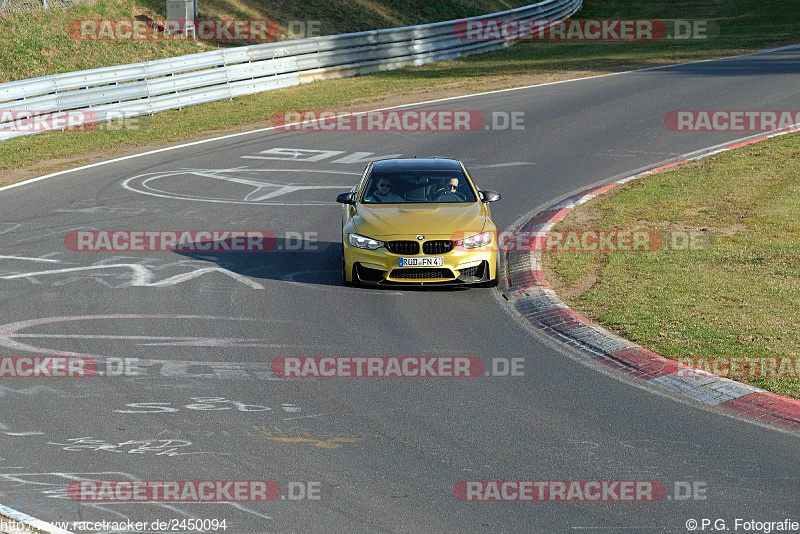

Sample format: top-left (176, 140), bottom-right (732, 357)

top-left (172, 237), bottom-right (471, 291)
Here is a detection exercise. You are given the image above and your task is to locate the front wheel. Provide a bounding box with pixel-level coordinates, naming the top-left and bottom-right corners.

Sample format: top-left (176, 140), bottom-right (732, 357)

top-left (342, 246), bottom-right (358, 286)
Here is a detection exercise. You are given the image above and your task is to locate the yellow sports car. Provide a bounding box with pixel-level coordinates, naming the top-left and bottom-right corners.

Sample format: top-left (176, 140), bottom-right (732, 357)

top-left (336, 158), bottom-right (500, 286)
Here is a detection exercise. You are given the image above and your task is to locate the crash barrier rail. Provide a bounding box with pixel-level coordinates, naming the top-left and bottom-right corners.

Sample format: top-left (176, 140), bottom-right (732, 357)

top-left (0, 0), bottom-right (581, 141)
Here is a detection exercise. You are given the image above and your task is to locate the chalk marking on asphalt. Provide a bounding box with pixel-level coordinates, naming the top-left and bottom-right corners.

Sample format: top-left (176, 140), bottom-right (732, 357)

top-left (0, 256), bottom-right (65, 263)
top-left (121, 168), bottom-right (358, 206)
top-left (0, 264), bottom-right (264, 289)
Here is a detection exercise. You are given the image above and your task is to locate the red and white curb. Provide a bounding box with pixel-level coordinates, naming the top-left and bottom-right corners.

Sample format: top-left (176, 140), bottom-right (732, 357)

top-left (500, 129), bottom-right (800, 433)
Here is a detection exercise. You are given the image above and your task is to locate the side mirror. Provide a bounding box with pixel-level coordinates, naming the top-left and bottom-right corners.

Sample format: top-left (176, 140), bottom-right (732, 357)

top-left (480, 190), bottom-right (501, 202)
top-left (336, 192), bottom-right (356, 205)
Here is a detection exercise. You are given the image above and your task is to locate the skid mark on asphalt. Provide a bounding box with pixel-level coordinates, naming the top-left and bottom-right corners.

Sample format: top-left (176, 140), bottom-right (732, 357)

top-left (264, 436), bottom-right (364, 448)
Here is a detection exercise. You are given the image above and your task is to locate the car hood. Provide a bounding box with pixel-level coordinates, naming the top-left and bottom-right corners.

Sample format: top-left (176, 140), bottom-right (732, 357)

top-left (353, 203), bottom-right (488, 238)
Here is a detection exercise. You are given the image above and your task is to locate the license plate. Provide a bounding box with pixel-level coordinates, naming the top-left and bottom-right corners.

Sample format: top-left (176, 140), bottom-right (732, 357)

top-left (399, 257), bottom-right (444, 267)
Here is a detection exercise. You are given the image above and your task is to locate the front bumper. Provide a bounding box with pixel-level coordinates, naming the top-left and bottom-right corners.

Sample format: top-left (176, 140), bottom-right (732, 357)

top-left (344, 239), bottom-right (496, 286)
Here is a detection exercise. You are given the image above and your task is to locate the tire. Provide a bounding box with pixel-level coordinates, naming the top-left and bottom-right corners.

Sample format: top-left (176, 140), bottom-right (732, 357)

top-left (342, 246), bottom-right (360, 286)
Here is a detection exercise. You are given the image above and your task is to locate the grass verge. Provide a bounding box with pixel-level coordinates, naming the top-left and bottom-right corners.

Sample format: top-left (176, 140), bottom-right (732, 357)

top-left (0, 0), bottom-right (535, 81)
top-left (543, 131), bottom-right (800, 399)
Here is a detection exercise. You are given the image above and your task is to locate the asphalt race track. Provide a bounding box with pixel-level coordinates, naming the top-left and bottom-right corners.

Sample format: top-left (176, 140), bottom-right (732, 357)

top-left (1, 45), bottom-right (799, 533)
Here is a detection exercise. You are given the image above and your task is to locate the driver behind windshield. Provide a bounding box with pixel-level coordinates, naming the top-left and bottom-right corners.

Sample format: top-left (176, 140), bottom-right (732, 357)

top-left (431, 177), bottom-right (465, 201)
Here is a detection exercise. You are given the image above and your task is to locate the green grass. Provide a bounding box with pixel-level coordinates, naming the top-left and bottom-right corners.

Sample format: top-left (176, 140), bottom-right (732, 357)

top-left (544, 133), bottom-right (800, 399)
top-left (0, 0), bottom-right (535, 82)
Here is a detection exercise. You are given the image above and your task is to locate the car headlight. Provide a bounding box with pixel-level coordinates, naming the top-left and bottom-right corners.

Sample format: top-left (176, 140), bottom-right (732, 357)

top-left (454, 231), bottom-right (492, 249)
top-left (349, 233), bottom-right (385, 250)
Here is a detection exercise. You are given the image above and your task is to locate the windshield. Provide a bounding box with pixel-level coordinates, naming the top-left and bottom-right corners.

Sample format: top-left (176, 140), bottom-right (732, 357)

top-left (361, 169), bottom-right (477, 204)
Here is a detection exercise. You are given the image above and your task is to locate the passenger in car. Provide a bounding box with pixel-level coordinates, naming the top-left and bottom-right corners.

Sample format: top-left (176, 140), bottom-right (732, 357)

top-left (366, 176), bottom-right (404, 202)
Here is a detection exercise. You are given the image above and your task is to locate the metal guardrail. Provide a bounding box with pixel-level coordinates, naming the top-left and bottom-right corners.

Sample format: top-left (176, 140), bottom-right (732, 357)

top-left (0, 0), bottom-right (581, 141)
